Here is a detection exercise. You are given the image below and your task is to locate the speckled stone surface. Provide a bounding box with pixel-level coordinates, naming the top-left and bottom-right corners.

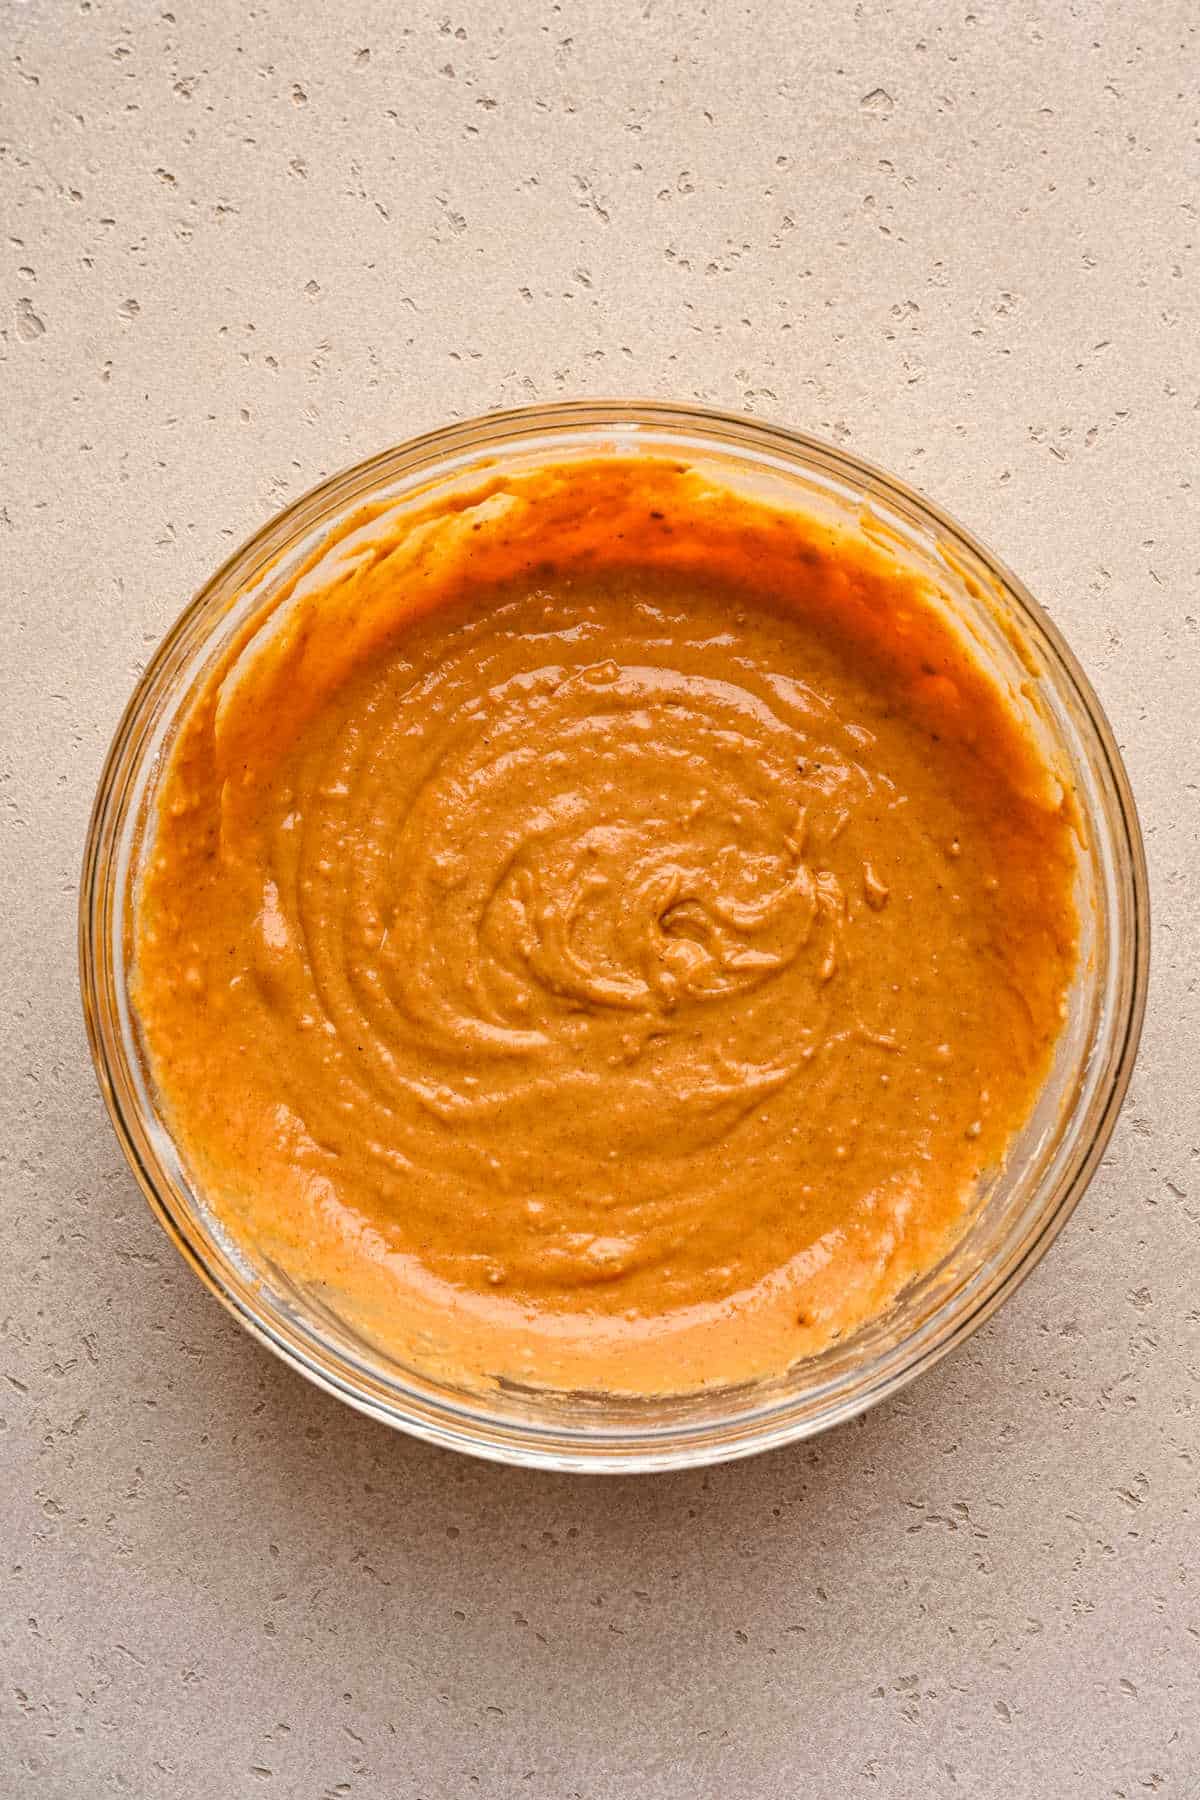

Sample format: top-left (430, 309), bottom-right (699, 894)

top-left (2, 2), bottom-right (1197, 1794)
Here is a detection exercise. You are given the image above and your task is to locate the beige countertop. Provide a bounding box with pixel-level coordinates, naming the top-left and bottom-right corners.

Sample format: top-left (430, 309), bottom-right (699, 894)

top-left (2, 2), bottom-right (1196, 1793)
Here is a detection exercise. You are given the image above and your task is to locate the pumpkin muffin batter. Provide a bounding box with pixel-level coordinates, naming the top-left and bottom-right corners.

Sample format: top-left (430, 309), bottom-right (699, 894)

top-left (133, 456), bottom-right (1079, 1394)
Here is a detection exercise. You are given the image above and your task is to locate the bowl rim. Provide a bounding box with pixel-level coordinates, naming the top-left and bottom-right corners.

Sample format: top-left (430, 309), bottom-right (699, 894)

top-left (79, 398), bottom-right (1151, 1472)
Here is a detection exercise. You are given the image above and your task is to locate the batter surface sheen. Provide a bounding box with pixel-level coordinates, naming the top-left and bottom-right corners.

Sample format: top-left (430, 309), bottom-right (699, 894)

top-left (134, 457), bottom-right (1079, 1394)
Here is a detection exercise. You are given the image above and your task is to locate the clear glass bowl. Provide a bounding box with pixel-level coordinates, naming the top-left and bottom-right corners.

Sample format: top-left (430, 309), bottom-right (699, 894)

top-left (79, 402), bottom-right (1149, 1472)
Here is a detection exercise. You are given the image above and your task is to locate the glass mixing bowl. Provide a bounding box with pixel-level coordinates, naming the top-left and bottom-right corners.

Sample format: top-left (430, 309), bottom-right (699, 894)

top-left (79, 402), bottom-right (1148, 1472)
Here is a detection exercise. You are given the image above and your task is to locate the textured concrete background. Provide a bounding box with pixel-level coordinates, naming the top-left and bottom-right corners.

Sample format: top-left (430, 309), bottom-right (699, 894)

top-left (2, 2), bottom-right (1197, 1794)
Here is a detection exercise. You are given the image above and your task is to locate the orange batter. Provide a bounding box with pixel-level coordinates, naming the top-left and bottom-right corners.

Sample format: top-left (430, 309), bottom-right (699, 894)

top-left (133, 457), bottom-right (1078, 1394)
